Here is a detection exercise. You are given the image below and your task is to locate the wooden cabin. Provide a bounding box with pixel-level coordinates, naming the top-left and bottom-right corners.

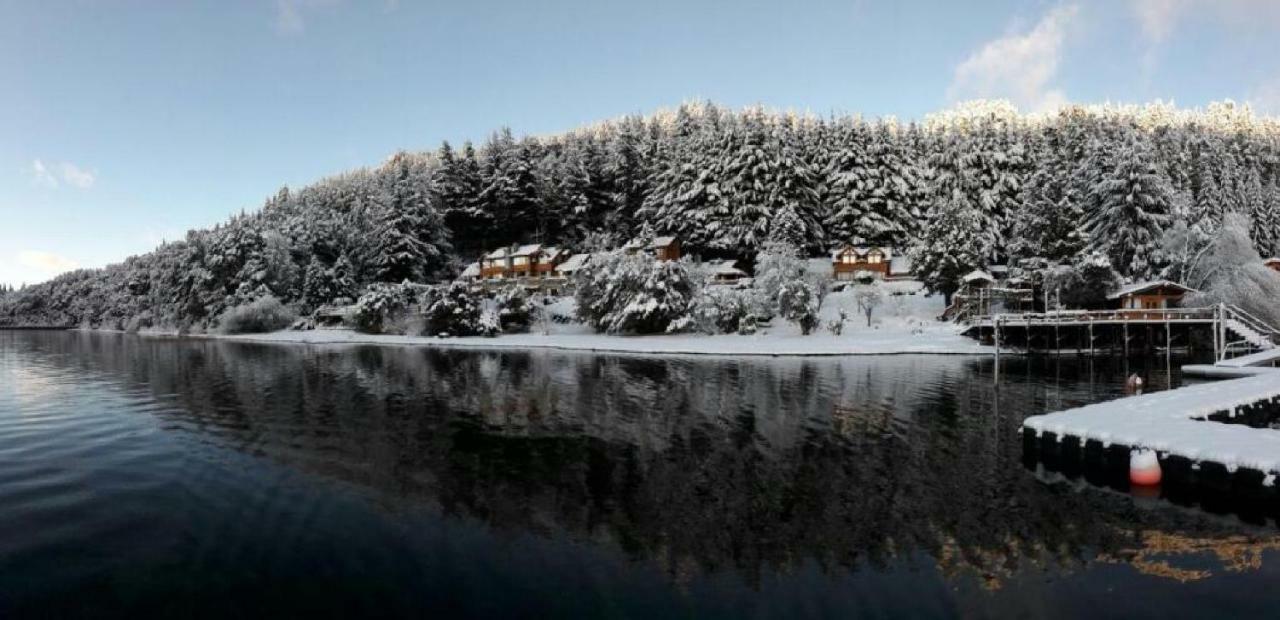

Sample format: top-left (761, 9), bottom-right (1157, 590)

top-left (832, 246), bottom-right (891, 281)
top-left (1264, 258), bottom-right (1280, 273)
top-left (314, 304), bottom-right (358, 328)
top-left (1107, 280), bottom-right (1196, 310)
top-left (624, 236), bottom-right (682, 261)
top-left (508, 244), bottom-right (544, 278)
top-left (708, 259), bottom-right (748, 284)
top-left (480, 244), bottom-right (569, 280)
top-left (554, 253), bottom-right (591, 279)
top-left (481, 247), bottom-right (510, 279)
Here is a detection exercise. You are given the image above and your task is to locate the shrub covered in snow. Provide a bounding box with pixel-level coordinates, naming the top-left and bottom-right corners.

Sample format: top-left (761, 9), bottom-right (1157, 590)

top-left (574, 252), bottom-right (698, 334)
top-left (853, 281), bottom-right (885, 327)
top-left (1183, 213), bottom-right (1280, 327)
top-left (217, 295), bottom-right (298, 334)
top-left (777, 278), bottom-right (821, 335)
top-left (1042, 252), bottom-right (1120, 310)
top-left (423, 282), bottom-right (490, 337)
top-left (692, 286), bottom-right (752, 334)
top-left (495, 286), bottom-right (534, 333)
top-left (352, 282), bottom-right (430, 334)
top-left (752, 241), bottom-right (806, 319)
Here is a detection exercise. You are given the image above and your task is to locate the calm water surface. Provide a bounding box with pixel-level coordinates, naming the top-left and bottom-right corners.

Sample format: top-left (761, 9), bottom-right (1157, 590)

top-left (2, 331), bottom-right (1279, 618)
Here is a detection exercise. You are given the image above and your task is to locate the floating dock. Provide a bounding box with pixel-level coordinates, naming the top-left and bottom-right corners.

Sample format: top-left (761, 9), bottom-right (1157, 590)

top-left (1022, 353), bottom-right (1280, 517)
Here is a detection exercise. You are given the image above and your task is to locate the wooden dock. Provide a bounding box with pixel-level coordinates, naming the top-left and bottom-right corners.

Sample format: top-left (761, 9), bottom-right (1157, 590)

top-left (967, 304), bottom-right (1279, 360)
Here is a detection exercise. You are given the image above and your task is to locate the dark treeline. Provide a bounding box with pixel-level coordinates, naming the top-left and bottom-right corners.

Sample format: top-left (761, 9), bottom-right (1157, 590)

top-left (2, 100), bottom-right (1278, 329)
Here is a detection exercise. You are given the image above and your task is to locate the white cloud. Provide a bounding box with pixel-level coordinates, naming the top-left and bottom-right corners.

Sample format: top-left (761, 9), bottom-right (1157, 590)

top-left (947, 4), bottom-right (1079, 113)
top-left (1131, 1), bottom-right (1280, 71)
top-left (1132, 0), bottom-right (1188, 45)
top-left (18, 251), bottom-right (78, 273)
top-left (28, 159), bottom-right (96, 190)
top-left (0, 250), bottom-right (80, 287)
top-left (59, 163), bottom-right (95, 189)
top-left (275, 0), bottom-right (340, 34)
top-left (30, 159), bottom-right (59, 188)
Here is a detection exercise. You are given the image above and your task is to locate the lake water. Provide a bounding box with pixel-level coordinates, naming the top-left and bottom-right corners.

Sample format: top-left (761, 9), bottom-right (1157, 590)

top-left (2, 330), bottom-right (1280, 618)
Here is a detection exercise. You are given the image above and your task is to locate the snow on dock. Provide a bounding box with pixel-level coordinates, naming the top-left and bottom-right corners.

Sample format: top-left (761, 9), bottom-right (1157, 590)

top-left (1023, 371), bottom-right (1280, 476)
top-left (1214, 347), bottom-right (1280, 368)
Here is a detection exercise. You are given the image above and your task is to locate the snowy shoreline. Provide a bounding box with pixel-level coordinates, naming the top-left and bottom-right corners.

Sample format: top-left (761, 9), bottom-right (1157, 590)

top-left (161, 325), bottom-right (997, 358)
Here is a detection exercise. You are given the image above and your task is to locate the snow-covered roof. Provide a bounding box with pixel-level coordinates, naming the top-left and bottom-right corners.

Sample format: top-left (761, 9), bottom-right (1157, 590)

top-left (459, 262), bottom-right (480, 278)
top-left (832, 245), bottom-right (892, 260)
top-left (1106, 279), bottom-right (1197, 300)
top-left (625, 236), bottom-right (678, 250)
top-left (988, 264), bottom-right (1009, 274)
top-left (557, 253), bottom-right (592, 272)
top-left (962, 270), bottom-right (995, 284)
top-left (484, 247), bottom-right (508, 260)
top-left (542, 247), bottom-right (568, 261)
top-left (710, 260), bottom-right (747, 277)
top-left (511, 244), bottom-right (543, 257)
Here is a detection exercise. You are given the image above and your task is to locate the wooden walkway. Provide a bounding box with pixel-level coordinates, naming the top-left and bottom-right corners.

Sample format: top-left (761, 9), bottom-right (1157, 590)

top-left (966, 304), bottom-right (1279, 360)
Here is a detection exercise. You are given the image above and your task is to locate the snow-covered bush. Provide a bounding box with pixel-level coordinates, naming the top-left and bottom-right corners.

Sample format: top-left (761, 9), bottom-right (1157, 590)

top-left (575, 252), bottom-right (698, 334)
top-left (853, 281), bottom-right (885, 327)
top-left (1183, 213), bottom-right (1280, 327)
top-left (495, 286), bottom-right (534, 333)
top-left (692, 286), bottom-right (752, 334)
top-left (752, 241), bottom-right (806, 319)
top-left (1042, 252), bottom-right (1120, 310)
top-left (826, 309), bottom-right (847, 335)
top-left (352, 282), bottom-right (428, 334)
top-left (777, 278), bottom-right (821, 335)
top-left (423, 282), bottom-right (488, 337)
top-left (217, 295), bottom-right (297, 334)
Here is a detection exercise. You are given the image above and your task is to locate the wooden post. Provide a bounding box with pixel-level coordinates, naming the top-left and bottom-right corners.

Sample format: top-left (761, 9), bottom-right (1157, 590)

top-left (1088, 321), bottom-right (1094, 357)
top-left (994, 315), bottom-right (1001, 382)
top-left (1123, 320), bottom-right (1129, 358)
top-left (1213, 306), bottom-right (1220, 361)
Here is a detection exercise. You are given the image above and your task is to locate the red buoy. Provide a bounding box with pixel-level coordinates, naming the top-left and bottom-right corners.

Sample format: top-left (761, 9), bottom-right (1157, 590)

top-left (1130, 448), bottom-right (1162, 486)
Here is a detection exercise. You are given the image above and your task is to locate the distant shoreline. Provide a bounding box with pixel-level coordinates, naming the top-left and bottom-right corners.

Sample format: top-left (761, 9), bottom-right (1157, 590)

top-left (170, 326), bottom-right (998, 358)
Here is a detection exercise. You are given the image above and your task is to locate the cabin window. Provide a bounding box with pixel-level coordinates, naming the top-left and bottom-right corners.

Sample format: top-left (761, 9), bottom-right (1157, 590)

top-left (512, 257), bottom-right (528, 266)
top-left (840, 254), bottom-right (858, 264)
top-left (867, 252), bottom-right (883, 264)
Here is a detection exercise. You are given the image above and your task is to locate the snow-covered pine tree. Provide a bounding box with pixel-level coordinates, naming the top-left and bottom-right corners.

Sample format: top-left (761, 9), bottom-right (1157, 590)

top-left (1010, 124), bottom-right (1085, 263)
top-left (638, 103), bottom-right (726, 253)
top-left (715, 109), bottom-right (822, 255)
top-left (1084, 138), bottom-right (1173, 280)
top-left (432, 141), bottom-right (488, 257)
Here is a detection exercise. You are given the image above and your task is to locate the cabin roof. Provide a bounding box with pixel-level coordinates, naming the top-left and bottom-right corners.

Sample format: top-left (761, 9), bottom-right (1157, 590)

top-left (1106, 279), bottom-right (1197, 300)
top-left (962, 269), bottom-right (995, 284)
top-left (557, 253), bottom-right (592, 272)
top-left (832, 245), bottom-right (892, 260)
top-left (459, 262), bottom-right (480, 278)
top-left (483, 247), bottom-right (509, 260)
top-left (624, 236), bottom-right (678, 250)
top-left (709, 259), bottom-right (746, 276)
top-left (511, 244), bottom-right (543, 257)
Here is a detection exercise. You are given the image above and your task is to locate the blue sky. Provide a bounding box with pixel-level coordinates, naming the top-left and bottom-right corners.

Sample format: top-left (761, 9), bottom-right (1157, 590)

top-left (2, 0), bottom-right (1278, 286)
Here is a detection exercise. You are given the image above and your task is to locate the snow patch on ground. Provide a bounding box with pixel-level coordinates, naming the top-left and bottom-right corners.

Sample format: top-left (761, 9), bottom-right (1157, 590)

top-left (212, 323), bottom-right (988, 357)
top-left (206, 283), bottom-right (990, 357)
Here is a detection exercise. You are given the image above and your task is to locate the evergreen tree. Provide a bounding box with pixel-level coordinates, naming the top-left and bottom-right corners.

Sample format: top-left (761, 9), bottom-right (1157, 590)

top-left (1084, 139), bottom-right (1173, 279)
